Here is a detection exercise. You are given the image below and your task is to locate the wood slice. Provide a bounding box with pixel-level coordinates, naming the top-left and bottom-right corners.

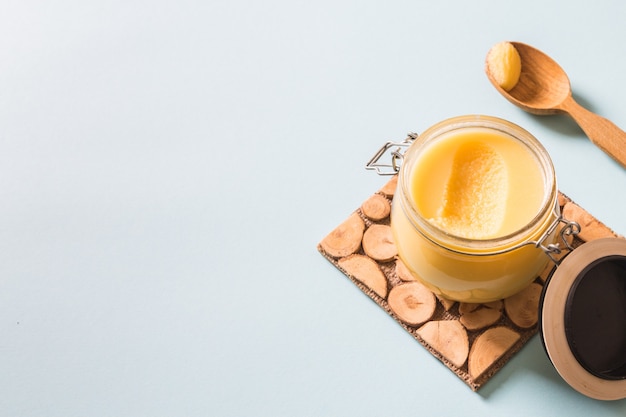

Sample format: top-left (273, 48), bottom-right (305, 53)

top-left (338, 254), bottom-right (388, 298)
top-left (362, 224), bottom-right (397, 262)
top-left (388, 281), bottom-right (436, 326)
top-left (436, 294), bottom-right (456, 312)
top-left (319, 212), bottom-right (365, 258)
top-left (395, 257), bottom-right (417, 282)
top-left (361, 194), bottom-right (391, 221)
top-left (504, 283), bottom-right (542, 329)
top-left (417, 320), bottom-right (469, 368)
top-left (459, 301), bottom-right (503, 330)
top-left (469, 327), bottom-right (520, 379)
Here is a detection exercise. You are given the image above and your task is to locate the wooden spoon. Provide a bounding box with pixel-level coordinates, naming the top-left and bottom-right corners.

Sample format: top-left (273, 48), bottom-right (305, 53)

top-left (485, 41), bottom-right (626, 169)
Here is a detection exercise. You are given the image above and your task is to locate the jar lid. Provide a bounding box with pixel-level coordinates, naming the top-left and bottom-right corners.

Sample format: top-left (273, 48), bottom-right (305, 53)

top-left (540, 237), bottom-right (626, 400)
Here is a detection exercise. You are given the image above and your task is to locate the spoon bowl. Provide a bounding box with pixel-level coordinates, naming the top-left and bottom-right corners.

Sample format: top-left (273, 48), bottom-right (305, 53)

top-left (496, 42), bottom-right (571, 115)
top-left (486, 41), bottom-right (626, 168)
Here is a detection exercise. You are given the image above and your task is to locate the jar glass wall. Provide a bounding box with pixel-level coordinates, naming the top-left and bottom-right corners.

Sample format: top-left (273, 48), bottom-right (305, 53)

top-left (390, 115), bottom-right (559, 302)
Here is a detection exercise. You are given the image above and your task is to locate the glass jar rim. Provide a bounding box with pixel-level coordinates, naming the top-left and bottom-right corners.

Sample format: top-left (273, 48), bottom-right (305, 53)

top-left (397, 114), bottom-right (558, 253)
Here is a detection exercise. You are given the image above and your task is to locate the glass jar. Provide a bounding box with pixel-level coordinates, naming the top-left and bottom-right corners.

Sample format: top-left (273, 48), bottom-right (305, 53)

top-left (390, 115), bottom-right (560, 302)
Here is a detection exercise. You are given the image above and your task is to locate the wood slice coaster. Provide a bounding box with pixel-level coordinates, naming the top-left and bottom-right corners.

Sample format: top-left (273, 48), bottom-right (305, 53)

top-left (317, 175), bottom-right (620, 391)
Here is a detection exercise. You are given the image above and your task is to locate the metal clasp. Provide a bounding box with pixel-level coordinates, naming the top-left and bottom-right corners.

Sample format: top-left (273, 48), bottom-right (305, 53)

top-left (531, 213), bottom-right (581, 265)
top-left (365, 133), bottom-right (417, 175)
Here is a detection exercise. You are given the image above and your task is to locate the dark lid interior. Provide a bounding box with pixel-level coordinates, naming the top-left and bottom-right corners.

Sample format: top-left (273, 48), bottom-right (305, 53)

top-left (540, 238), bottom-right (626, 400)
top-left (564, 255), bottom-right (626, 380)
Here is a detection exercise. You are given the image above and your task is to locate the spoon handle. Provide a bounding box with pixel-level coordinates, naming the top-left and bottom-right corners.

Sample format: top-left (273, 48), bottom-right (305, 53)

top-left (562, 98), bottom-right (626, 169)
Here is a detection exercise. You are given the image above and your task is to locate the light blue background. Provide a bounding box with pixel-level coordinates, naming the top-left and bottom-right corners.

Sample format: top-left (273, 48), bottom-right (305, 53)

top-left (1, 1), bottom-right (625, 416)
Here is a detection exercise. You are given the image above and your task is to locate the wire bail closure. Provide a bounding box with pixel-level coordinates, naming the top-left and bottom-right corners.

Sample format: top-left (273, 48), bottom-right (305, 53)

top-left (532, 214), bottom-right (580, 265)
top-left (365, 133), bottom-right (417, 175)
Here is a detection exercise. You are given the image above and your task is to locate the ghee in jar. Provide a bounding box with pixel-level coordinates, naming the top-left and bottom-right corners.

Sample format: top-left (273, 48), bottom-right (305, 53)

top-left (391, 115), bottom-right (558, 302)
